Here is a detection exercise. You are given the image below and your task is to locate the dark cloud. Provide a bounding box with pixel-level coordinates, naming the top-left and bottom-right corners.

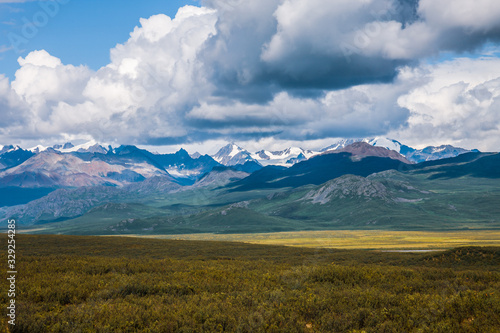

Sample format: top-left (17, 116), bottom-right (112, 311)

top-left (200, 0), bottom-right (500, 105)
top-left (2, 0), bottom-right (500, 151)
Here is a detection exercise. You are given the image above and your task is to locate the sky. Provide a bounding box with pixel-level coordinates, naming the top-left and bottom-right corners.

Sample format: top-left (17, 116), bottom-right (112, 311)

top-left (1, 0), bottom-right (500, 154)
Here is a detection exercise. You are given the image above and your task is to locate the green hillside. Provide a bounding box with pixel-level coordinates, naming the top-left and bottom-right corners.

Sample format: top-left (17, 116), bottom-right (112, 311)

top-left (22, 169), bottom-right (500, 236)
top-left (7, 153), bottom-right (500, 236)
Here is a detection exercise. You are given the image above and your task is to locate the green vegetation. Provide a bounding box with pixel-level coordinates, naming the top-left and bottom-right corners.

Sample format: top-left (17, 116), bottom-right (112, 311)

top-left (23, 172), bottom-right (500, 236)
top-left (1, 235), bottom-right (499, 332)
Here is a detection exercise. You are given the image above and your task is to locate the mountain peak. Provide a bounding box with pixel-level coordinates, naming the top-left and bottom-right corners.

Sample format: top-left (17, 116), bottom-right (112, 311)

top-left (113, 145), bottom-right (141, 155)
top-left (408, 144), bottom-right (477, 162)
top-left (325, 142), bottom-right (411, 164)
top-left (0, 145), bottom-right (16, 155)
top-left (175, 148), bottom-right (190, 157)
top-left (250, 147), bottom-right (319, 167)
top-left (28, 145), bottom-right (48, 154)
top-left (49, 140), bottom-right (108, 154)
top-left (322, 137), bottom-right (405, 153)
top-left (212, 143), bottom-right (256, 166)
top-left (190, 152), bottom-right (202, 159)
top-left (320, 137), bottom-right (478, 163)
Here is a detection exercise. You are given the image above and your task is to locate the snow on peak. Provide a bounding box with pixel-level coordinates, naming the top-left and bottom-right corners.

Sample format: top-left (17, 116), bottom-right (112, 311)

top-left (251, 147), bottom-right (319, 167)
top-left (322, 137), bottom-right (403, 154)
top-left (27, 141), bottom-right (109, 154)
top-left (59, 140), bottom-right (97, 153)
top-left (212, 143), bottom-right (255, 166)
top-left (228, 144), bottom-right (244, 158)
top-left (0, 145), bottom-right (20, 155)
top-left (322, 139), bottom-right (362, 152)
top-left (28, 144), bottom-right (49, 153)
top-left (366, 137), bottom-right (402, 153)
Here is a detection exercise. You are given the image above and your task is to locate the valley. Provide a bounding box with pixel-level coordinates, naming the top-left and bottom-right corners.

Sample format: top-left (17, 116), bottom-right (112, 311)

top-left (2, 2), bottom-right (500, 331)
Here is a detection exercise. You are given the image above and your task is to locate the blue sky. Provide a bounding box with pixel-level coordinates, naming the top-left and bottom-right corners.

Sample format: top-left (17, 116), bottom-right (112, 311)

top-left (1, 0), bottom-right (500, 153)
top-left (0, 0), bottom-right (197, 79)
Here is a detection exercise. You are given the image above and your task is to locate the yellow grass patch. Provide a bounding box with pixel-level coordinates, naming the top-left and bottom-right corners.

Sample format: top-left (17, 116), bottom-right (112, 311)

top-left (120, 230), bottom-right (500, 250)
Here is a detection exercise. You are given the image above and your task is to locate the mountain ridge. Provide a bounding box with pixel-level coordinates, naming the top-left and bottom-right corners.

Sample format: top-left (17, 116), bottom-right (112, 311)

top-left (2, 137), bottom-right (483, 172)
top-left (2, 150), bottom-right (499, 230)
top-left (323, 142), bottom-right (411, 164)
top-left (0, 138), bottom-right (487, 191)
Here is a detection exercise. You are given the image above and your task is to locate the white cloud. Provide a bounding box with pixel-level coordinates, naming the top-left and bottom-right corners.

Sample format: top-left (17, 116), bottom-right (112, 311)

top-left (418, 0), bottom-right (500, 31)
top-left (392, 57), bottom-right (500, 151)
top-left (0, 74), bottom-right (27, 128)
top-left (1, 2), bottom-right (500, 153)
top-left (85, 6), bottom-right (217, 134)
top-left (2, 6), bottom-right (218, 144)
top-left (12, 51), bottom-right (91, 108)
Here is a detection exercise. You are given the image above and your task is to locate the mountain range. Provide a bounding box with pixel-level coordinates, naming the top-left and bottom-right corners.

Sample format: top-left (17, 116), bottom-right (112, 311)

top-left (1, 138), bottom-right (497, 234)
top-left (0, 137), bottom-right (485, 192)
top-left (0, 138), bottom-right (485, 191)
top-left (2, 147), bottom-right (498, 234)
top-left (1, 137), bottom-right (479, 171)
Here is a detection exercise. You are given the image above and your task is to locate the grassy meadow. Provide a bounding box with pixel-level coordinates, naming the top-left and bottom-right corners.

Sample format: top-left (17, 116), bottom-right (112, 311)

top-left (123, 229), bottom-right (500, 250)
top-left (1, 235), bottom-right (499, 332)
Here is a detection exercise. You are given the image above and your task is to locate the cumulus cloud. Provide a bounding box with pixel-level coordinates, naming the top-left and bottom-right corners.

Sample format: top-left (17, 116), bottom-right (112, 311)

top-left (2, 6), bottom-right (218, 144)
top-left (0, 74), bottom-right (27, 128)
top-left (419, 0), bottom-right (500, 31)
top-left (78, 6), bottom-right (218, 142)
top-left (1, 1), bottom-right (500, 151)
top-left (392, 57), bottom-right (500, 151)
top-left (12, 50), bottom-right (92, 111)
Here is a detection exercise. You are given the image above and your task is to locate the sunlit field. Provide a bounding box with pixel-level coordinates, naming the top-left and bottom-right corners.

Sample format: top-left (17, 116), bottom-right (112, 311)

top-left (1, 235), bottom-right (499, 332)
top-left (118, 230), bottom-right (500, 250)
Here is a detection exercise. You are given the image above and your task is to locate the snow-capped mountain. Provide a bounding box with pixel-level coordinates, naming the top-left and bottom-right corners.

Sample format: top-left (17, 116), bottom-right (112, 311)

top-left (324, 142), bottom-right (411, 164)
top-left (0, 145), bottom-right (35, 171)
top-left (322, 137), bottom-right (409, 154)
top-left (321, 139), bottom-right (363, 152)
top-left (212, 138), bottom-right (428, 167)
top-left (0, 143), bottom-right (224, 187)
top-left (29, 141), bottom-right (109, 154)
top-left (251, 147), bottom-right (319, 166)
top-left (28, 145), bottom-right (48, 154)
top-left (321, 137), bottom-right (476, 163)
top-left (405, 145), bottom-right (479, 163)
top-left (212, 144), bottom-right (257, 166)
top-left (367, 137), bottom-right (406, 153)
top-left (1, 139), bottom-right (482, 186)
top-left (0, 145), bottom-right (17, 155)
top-left (58, 141), bottom-right (109, 154)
